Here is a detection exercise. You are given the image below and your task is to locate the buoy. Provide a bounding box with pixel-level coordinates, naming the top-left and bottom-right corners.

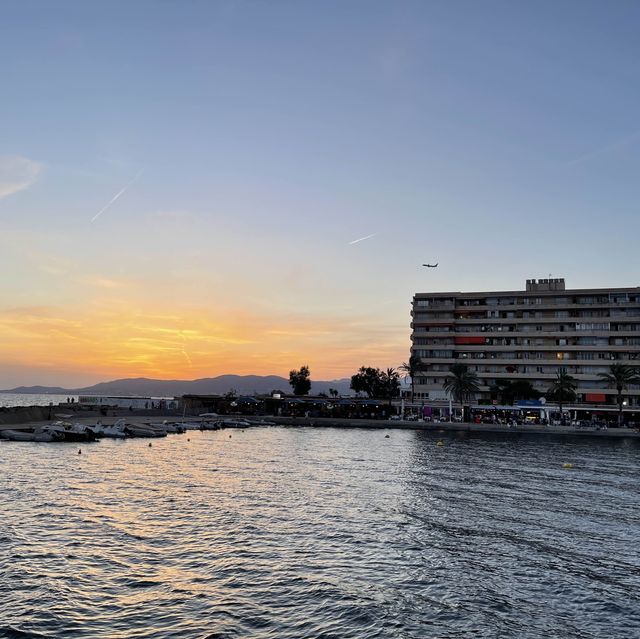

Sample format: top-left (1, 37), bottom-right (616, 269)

top-left (149, 442), bottom-right (152, 447)
top-left (563, 462), bottom-right (573, 469)
top-left (229, 435), bottom-right (232, 439)
top-left (436, 440), bottom-right (444, 447)
top-left (187, 438), bottom-right (190, 442)
top-left (78, 449), bottom-right (82, 455)
top-left (385, 434), bottom-right (390, 438)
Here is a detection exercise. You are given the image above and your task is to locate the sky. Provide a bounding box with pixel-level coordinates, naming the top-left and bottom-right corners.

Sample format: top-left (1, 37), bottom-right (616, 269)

top-left (1, 0), bottom-right (639, 387)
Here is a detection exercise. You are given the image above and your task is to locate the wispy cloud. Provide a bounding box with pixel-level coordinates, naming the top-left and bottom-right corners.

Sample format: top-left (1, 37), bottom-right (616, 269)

top-left (91, 169), bottom-right (143, 222)
top-left (348, 232), bottom-right (377, 245)
top-left (81, 275), bottom-right (130, 289)
top-left (0, 155), bottom-right (42, 199)
top-left (565, 130), bottom-right (640, 166)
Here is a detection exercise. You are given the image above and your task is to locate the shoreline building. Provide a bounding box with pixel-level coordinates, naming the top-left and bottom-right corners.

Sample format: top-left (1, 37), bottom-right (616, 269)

top-left (411, 278), bottom-right (640, 407)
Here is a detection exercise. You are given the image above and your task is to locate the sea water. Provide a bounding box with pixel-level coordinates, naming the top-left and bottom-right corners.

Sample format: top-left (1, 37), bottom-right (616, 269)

top-left (0, 427), bottom-right (638, 638)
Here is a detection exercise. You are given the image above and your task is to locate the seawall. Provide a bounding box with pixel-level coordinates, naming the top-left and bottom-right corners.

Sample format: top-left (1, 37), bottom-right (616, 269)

top-left (272, 416), bottom-right (640, 438)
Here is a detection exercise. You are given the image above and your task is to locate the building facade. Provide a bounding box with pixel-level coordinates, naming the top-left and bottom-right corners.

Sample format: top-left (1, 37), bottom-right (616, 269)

top-left (411, 278), bottom-right (640, 406)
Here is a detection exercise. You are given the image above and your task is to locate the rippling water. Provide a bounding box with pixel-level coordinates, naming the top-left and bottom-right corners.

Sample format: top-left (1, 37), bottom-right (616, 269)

top-left (0, 427), bottom-right (638, 638)
top-left (0, 393), bottom-right (78, 408)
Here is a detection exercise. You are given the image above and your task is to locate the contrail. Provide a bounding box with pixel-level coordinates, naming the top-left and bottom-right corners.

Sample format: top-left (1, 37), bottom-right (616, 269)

top-left (180, 349), bottom-right (193, 366)
top-left (348, 232), bottom-right (377, 245)
top-left (91, 169), bottom-right (144, 222)
top-left (565, 130), bottom-right (640, 167)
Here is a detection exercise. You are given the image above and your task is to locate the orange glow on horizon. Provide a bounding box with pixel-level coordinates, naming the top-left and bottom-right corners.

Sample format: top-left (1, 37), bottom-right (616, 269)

top-left (0, 301), bottom-right (409, 383)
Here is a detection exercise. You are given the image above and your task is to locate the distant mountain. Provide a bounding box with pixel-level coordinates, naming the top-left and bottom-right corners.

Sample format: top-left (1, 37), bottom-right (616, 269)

top-left (1, 385), bottom-right (70, 395)
top-left (1, 375), bottom-right (353, 397)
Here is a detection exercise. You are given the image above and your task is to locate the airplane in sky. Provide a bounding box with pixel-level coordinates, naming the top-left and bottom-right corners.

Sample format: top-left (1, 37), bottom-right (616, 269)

top-left (422, 263), bottom-right (438, 268)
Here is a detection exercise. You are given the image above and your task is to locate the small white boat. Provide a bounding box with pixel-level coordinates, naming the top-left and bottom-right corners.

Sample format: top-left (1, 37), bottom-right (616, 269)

top-left (148, 420), bottom-right (184, 434)
top-left (248, 419), bottom-right (277, 426)
top-left (218, 418), bottom-right (252, 428)
top-left (93, 419), bottom-right (127, 439)
top-left (199, 420), bottom-right (221, 430)
top-left (0, 428), bottom-right (63, 442)
top-left (125, 422), bottom-right (167, 438)
top-left (179, 421), bottom-right (205, 430)
top-left (46, 421), bottom-right (98, 442)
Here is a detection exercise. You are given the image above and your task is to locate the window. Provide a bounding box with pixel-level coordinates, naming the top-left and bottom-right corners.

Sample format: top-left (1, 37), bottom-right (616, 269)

top-left (576, 322), bottom-right (610, 331)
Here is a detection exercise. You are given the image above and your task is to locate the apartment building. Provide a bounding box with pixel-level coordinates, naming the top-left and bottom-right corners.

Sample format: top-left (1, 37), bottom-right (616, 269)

top-left (411, 278), bottom-right (640, 406)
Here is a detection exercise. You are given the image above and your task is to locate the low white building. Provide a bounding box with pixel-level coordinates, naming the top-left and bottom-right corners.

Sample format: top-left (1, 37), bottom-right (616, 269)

top-left (78, 395), bottom-right (179, 410)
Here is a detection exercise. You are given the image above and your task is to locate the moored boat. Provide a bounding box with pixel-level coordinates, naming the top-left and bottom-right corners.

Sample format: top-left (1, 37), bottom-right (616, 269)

top-left (46, 421), bottom-right (99, 442)
top-left (148, 420), bottom-right (185, 434)
top-left (125, 422), bottom-right (167, 438)
top-left (218, 418), bottom-right (252, 428)
top-left (92, 419), bottom-right (128, 439)
top-left (0, 428), bottom-right (64, 442)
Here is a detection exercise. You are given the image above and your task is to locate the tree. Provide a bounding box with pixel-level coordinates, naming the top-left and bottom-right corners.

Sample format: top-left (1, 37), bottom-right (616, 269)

top-left (598, 363), bottom-right (640, 427)
top-left (442, 363), bottom-right (480, 421)
top-left (399, 353), bottom-right (423, 403)
top-left (379, 367), bottom-right (401, 405)
top-left (328, 388), bottom-right (339, 398)
top-left (546, 368), bottom-right (577, 420)
top-left (289, 365), bottom-right (311, 396)
top-left (350, 366), bottom-right (381, 398)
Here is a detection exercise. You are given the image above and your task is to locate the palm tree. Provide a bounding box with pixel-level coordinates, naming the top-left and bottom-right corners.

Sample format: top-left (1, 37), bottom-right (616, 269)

top-left (399, 353), bottom-right (423, 403)
top-left (598, 363), bottom-right (640, 427)
top-left (546, 368), bottom-right (577, 422)
top-left (380, 367), bottom-right (401, 406)
top-left (442, 363), bottom-right (480, 422)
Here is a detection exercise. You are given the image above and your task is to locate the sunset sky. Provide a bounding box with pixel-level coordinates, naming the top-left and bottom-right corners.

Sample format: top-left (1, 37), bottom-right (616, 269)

top-left (1, 1), bottom-right (639, 387)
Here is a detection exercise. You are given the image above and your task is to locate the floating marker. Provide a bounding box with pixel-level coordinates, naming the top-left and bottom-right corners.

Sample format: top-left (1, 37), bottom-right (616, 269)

top-left (78, 449), bottom-right (82, 455)
top-left (563, 462), bottom-right (573, 469)
top-left (436, 440), bottom-right (444, 447)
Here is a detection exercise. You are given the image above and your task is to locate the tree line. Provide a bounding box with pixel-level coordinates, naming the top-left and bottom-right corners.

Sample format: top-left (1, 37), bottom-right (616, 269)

top-left (441, 362), bottom-right (640, 426)
top-left (289, 360), bottom-right (640, 426)
top-left (288, 364), bottom-right (402, 401)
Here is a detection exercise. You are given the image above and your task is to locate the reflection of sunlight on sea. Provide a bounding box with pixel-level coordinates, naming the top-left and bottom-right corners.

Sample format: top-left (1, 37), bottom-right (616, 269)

top-left (0, 392), bottom-right (79, 407)
top-left (0, 428), bottom-right (639, 638)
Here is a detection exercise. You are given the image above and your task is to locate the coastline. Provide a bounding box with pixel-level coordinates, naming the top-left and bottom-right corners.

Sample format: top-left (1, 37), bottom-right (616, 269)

top-left (1, 409), bottom-right (638, 439)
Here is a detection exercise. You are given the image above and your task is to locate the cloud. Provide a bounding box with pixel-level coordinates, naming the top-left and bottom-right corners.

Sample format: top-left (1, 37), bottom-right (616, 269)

top-left (0, 155), bottom-right (42, 199)
top-left (81, 275), bottom-right (130, 289)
